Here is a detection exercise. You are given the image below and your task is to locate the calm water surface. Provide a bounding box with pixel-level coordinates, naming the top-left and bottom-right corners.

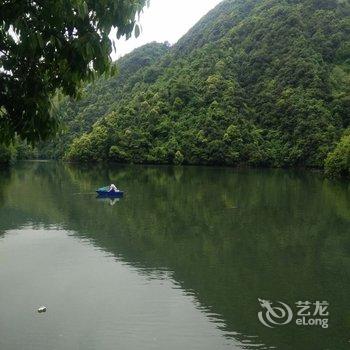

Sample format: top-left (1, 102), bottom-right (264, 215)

top-left (0, 162), bottom-right (349, 350)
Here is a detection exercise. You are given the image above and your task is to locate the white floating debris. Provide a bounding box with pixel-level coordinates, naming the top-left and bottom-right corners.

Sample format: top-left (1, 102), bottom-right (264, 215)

top-left (37, 306), bottom-right (47, 313)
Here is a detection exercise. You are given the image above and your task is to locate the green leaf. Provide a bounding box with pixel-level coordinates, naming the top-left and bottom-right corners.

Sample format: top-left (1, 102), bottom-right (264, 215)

top-left (135, 24), bottom-right (141, 38)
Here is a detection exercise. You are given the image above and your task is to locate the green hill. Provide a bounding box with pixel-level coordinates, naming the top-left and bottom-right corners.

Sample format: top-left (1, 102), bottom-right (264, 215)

top-left (41, 0), bottom-right (350, 172)
top-left (38, 42), bottom-right (170, 159)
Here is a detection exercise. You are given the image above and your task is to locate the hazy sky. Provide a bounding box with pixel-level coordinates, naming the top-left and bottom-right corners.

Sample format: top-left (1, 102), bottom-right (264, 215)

top-left (110, 0), bottom-right (223, 60)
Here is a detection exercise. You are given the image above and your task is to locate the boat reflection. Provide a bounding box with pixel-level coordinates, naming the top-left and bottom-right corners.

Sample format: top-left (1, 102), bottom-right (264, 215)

top-left (96, 197), bottom-right (121, 206)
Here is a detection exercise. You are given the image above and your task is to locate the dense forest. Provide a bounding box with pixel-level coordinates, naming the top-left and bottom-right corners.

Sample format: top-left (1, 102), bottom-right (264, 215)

top-left (10, 0), bottom-right (350, 176)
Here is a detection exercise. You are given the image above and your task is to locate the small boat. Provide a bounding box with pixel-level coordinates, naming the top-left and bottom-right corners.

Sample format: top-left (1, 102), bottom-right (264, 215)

top-left (96, 186), bottom-right (124, 198)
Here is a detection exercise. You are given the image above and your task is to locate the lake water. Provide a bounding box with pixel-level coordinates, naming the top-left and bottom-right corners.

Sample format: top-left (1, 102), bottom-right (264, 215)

top-left (0, 162), bottom-right (349, 350)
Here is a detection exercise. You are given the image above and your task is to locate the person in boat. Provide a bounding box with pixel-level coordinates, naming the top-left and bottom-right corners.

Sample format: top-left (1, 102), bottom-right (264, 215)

top-left (109, 184), bottom-right (118, 192)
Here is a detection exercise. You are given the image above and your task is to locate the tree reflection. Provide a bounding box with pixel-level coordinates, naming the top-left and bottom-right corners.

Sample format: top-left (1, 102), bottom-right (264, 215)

top-left (0, 162), bottom-right (349, 349)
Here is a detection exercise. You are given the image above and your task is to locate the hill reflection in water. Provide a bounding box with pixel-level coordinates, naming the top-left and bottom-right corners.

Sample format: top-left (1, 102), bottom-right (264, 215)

top-left (0, 162), bottom-right (349, 350)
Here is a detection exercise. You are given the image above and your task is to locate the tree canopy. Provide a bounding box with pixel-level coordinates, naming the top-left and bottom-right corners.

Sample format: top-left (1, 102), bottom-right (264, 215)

top-left (0, 0), bottom-right (147, 143)
top-left (325, 129), bottom-right (350, 178)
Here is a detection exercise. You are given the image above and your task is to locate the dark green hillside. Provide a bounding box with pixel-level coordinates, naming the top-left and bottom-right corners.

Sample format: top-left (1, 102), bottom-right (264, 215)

top-left (173, 0), bottom-right (258, 56)
top-left (42, 0), bottom-right (350, 172)
top-left (38, 42), bottom-right (170, 159)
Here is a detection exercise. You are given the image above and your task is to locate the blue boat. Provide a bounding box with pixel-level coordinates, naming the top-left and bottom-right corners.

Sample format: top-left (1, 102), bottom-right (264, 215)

top-left (96, 187), bottom-right (124, 198)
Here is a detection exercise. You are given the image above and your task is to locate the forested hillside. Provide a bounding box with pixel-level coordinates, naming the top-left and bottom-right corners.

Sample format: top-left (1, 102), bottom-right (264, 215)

top-left (38, 42), bottom-right (170, 159)
top-left (40, 0), bottom-right (350, 175)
